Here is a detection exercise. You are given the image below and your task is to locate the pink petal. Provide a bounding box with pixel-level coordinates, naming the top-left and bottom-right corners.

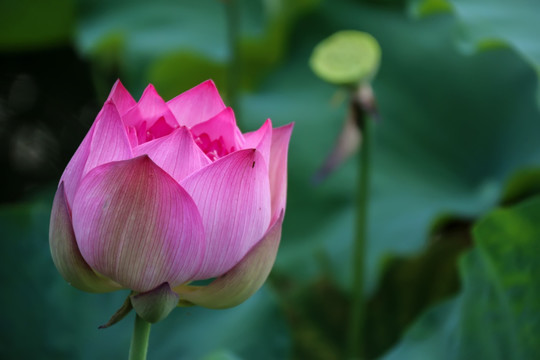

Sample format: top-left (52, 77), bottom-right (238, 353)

top-left (107, 80), bottom-right (136, 116)
top-left (147, 116), bottom-right (174, 139)
top-left (243, 119), bottom-right (273, 169)
top-left (123, 84), bottom-right (178, 131)
top-left (174, 212), bottom-right (283, 309)
top-left (61, 81), bottom-right (137, 201)
top-left (134, 127), bottom-right (211, 183)
top-left (82, 102), bottom-right (133, 176)
top-left (181, 149), bottom-right (271, 280)
top-left (167, 80), bottom-right (226, 128)
top-left (72, 156), bottom-right (206, 292)
top-left (190, 107), bottom-right (245, 154)
top-left (49, 182), bottom-right (121, 293)
top-left (59, 121), bottom-right (96, 206)
top-left (268, 123), bottom-right (293, 225)
top-left (135, 120), bottom-right (148, 145)
top-left (126, 126), bottom-right (138, 148)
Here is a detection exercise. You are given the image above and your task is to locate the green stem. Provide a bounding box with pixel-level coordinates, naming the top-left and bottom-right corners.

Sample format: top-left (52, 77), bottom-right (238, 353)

top-left (224, 0), bottom-right (242, 128)
top-left (129, 314), bottom-right (152, 360)
top-left (348, 94), bottom-right (372, 359)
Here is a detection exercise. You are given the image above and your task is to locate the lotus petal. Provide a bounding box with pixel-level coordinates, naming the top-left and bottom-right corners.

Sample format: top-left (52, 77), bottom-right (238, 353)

top-left (134, 127), bottom-right (211, 183)
top-left (243, 118), bottom-right (273, 169)
top-left (167, 80), bottom-right (226, 128)
top-left (83, 102), bottom-right (132, 176)
top-left (268, 124), bottom-right (294, 224)
top-left (181, 149), bottom-right (271, 279)
top-left (175, 212), bottom-right (283, 309)
top-left (190, 107), bottom-right (245, 155)
top-left (123, 84), bottom-right (178, 133)
top-left (107, 80), bottom-right (136, 115)
top-left (72, 156), bottom-right (206, 292)
top-left (59, 124), bottom-right (95, 206)
top-left (49, 183), bottom-right (121, 293)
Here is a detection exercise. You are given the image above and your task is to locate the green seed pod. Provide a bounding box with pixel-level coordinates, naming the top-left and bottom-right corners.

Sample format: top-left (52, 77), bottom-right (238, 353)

top-left (310, 30), bottom-right (381, 85)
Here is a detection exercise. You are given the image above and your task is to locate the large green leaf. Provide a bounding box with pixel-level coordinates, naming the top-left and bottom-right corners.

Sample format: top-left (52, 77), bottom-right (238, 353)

top-left (382, 196), bottom-right (540, 359)
top-left (363, 218), bottom-right (471, 357)
top-left (242, 0), bottom-right (540, 292)
top-left (0, 190), bottom-right (289, 359)
top-left (75, 0), bottom-right (319, 98)
top-left (410, 0), bottom-right (540, 100)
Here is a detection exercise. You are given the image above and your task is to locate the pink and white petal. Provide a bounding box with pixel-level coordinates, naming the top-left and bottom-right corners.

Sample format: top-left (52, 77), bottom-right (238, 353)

top-left (268, 123), bottom-right (293, 225)
top-left (181, 149), bottom-right (271, 280)
top-left (123, 84), bottom-right (178, 130)
top-left (242, 119), bottom-right (273, 169)
top-left (107, 80), bottom-right (136, 116)
top-left (174, 212), bottom-right (283, 309)
top-left (50, 182), bottom-right (121, 293)
top-left (59, 121), bottom-right (96, 206)
top-left (134, 127), bottom-right (211, 183)
top-left (167, 80), bottom-right (226, 128)
top-left (190, 107), bottom-right (244, 153)
top-left (72, 156), bottom-right (206, 292)
top-left (82, 102), bottom-right (133, 176)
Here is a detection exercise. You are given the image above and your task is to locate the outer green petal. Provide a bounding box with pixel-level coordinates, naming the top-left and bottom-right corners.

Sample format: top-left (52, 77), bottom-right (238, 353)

top-left (174, 212), bottom-right (283, 309)
top-left (49, 182), bottom-right (121, 293)
top-left (130, 283), bottom-right (179, 323)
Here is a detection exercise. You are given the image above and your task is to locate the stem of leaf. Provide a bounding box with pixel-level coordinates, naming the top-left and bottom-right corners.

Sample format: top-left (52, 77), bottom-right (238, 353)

top-left (129, 314), bottom-right (152, 360)
top-left (348, 92), bottom-right (372, 359)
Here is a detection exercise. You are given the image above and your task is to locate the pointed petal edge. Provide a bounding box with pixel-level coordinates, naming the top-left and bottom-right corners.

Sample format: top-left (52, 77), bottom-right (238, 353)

top-left (269, 123), bottom-right (294, 225)
top-left (98, 293), bottom-right (133, 329)
top-left (167, 80), bottom-right (226, 128)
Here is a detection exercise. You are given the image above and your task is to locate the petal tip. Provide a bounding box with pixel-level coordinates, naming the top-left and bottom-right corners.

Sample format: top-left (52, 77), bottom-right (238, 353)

top-left (281, 122), bottom-right (295, 133)
top-left (143, 83), bottom-right (157, 93)
top-left (131, 154), bottom-right (154, 165)
top-left (111, 78), bottom-right (123, 88)
top-left (57, 180), bottom-right (66, 195)
top-left (202, 79), bottom-right (217, 88)
top-left (139, 83), bottom-right (162, 101)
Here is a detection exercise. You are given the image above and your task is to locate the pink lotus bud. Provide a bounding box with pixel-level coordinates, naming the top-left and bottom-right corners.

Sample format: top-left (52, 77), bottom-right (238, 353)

top-left (49, 80), bottom-right (292, 312)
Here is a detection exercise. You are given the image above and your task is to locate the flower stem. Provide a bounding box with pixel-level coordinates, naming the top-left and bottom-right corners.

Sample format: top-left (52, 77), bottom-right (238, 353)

top-left (348, 93), bottom-right (372, 359)
top-left (129, 314), bottom-right (152, 360)
top-left (224, 0), bottom-right (242, 128)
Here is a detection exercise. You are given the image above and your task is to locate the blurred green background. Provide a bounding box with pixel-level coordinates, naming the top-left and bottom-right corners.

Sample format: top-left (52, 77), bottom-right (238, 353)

top-left (2, 0), bottom-right (540, 359)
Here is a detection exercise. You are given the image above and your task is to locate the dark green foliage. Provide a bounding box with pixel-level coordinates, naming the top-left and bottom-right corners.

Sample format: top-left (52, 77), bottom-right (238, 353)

top-left (384, 196), bottom-right (540, 360)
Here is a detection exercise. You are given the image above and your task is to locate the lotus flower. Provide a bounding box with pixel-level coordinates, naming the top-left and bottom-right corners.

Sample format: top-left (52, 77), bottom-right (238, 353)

top-left (49, 80), bottom-right (292, 314)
